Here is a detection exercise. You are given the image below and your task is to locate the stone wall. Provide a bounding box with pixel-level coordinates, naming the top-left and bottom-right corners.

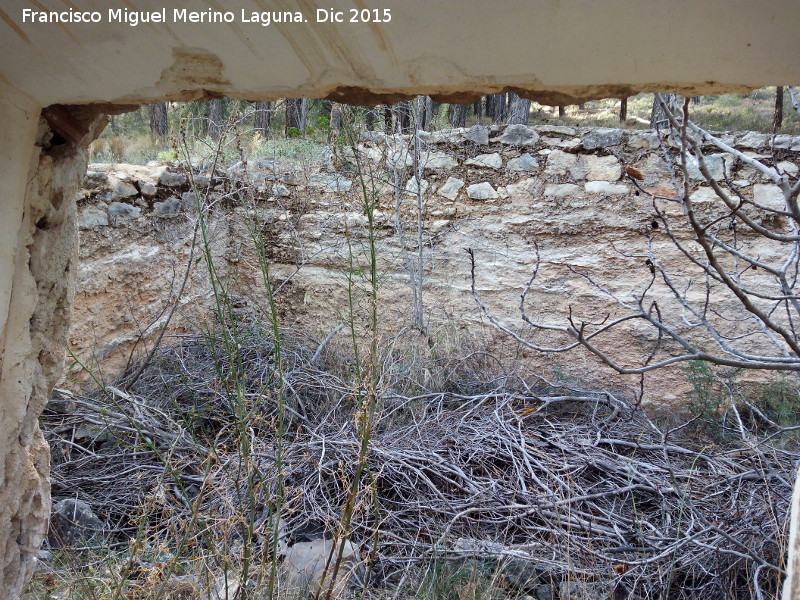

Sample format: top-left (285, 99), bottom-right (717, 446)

top-left (70, 124), bottom-right (800, 402)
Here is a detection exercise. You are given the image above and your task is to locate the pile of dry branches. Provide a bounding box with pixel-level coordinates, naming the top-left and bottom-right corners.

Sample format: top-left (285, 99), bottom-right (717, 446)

top-left (45, 333), bottom-right (796, 599)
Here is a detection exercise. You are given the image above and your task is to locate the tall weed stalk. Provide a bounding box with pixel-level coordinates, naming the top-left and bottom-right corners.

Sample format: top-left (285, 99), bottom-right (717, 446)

top-left (177, 116), bottom-right (289, 599)
top-left (315, 111), bottom-right (383, 600)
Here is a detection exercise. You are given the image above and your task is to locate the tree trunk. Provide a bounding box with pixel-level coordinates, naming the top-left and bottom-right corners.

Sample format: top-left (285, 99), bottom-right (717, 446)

top-left (473, 100), bottom-right (483, 121)
top-left (485, 95), bottom-right (496, 121)
top-left (149, 101), bottom-right (168, 139)
top-left (206, 99), bottom-right (225, 139)
top-left (299, 98), bottom-right (308, 132)
top-left (774, 86), bottom-right (784, 130)
top-left (254, 101), bottom-right (271, 137)
top-left (365, 108), bottom-right (376, 131)
top-left (507, 92), bottom-right (531, 124)
top-left (449, 103), bottom-right (468, 128)
top-left (383, 105), bottom-right (393, 132)
top-left (285, 98), bottom-right (303, 135)
top-left (329, 102), bottom-right (342, 132)
top-left (558, 105), bottom-right (566, 118)
top-left (619, 98), bottom-right (628, 123)
top-left (425, 96), bottom-right (435, 130)
top-left (487, 93), bottom-right (507, 122)
top-left (394, 101), bottom-right (412, 132)
top-left (418, 96), bottom-right (433, 131)
top-left (650, 93), bottom-right (676, 129)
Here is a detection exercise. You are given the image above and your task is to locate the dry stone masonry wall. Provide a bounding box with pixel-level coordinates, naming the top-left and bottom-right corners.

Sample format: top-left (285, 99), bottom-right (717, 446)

top-left (70, 123), bottom-right (800, 401)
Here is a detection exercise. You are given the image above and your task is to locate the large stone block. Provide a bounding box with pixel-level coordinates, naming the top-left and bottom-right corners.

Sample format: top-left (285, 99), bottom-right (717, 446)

top-left (282, 538), bottom-right (361, 596)
top-left (578, 154), bottom-right (622, 181)
top-left (582, 128), bottom-right (623, 149)
top-left (545, 150), bottom-right (578, 176)
top-left (496, 124), bottom-right (540, 146)
top-left (466, 152), bottom-right (503, 169)
top-left (467, 182), bottom-right (499, 200)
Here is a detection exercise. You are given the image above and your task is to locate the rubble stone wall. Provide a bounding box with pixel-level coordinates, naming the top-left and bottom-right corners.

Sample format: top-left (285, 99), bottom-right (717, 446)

top-left (70, 124), bottom-right (800, 402)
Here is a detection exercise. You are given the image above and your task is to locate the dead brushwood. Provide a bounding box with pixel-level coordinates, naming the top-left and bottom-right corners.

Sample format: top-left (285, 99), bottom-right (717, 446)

top-left (44, 334), bottom-right (795, 599)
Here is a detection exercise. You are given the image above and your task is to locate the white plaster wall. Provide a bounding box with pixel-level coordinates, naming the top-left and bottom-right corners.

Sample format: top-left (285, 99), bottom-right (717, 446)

top-left (0, 0), bottom-right (799, 107)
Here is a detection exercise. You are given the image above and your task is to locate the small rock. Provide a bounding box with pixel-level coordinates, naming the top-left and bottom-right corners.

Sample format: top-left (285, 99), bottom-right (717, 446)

top-left (139, 182), bottom-right (157, 197)
top-left (319, 146), bottom-right (335, 172)
top-left (507, 153), bottom-right (539, 172)
top-left (108, 202), bottom-right (141, 224)
top-left (736, 131), bottom-right (766, 150)
top-left (181, 191), bottom-right (199, 209)
top-left (83, 171), bottom-right (108, 189)
top-left (467, 182), bottom-right (499, 200)
top-left (580, 155), bottom-right (622, 181)
top-left (773, 134), bottom-right (795, 149)
top-left (558, 580), bottom-right (611, 600)
top-left (210, 574), bottom-right (242, 600)
top-left (497, 124), bottom-right (540, 146)
top-left (506, 177), bottom-right (539, 197)
top-left (537, 124), bottom-right (576, 136)
top-left (360, 130), bottom-right (386, 144)
top-left (78, 207), bottom-right (109, 229)
top-left (47, 390), bottom-right (77, 414)
top-left (753, 183), bottom-right (786, 212)
top-left (49, 499), bottom-right (104, 547)
top-left (422, 151), bottom-right (459, 170)
top-left (272, 183), bottom-right (291, 197)
top-left (282, 538), bottom-right (361, 596)
top-left (405, 177), bottom-right (429, 196)
top-left (683, 153), bottom-right (730, 181)
top-left (308, 173), bottom-right (352, 193)
top-left (689, 187), bottom-right (721, 205)
top-left (534, 585), bottom-right (555, 600)
top-left (193, 174), bottom-right (211, 190)
top-left (154, 198), bottom-right (184, 218)
top-left (279, 171), bottom-right (301, 186)
top-left (778, 161), bottom-right (799, 177)
top-left (466, 152), bottom-right (503, 169)
top-left (556, 138), bottom-right (582, 150)
top-left (582, 128), bottom-right (623, 149)
top-left (545, 150), bottom-right (578, 176)
top-left (159, 171), bottom-right (188, 188)
top-left (628, 132), bottom-right (660, 150)
top-left (464, 125), bottom-right (490, 145)
top-left (111, 180), bottom-right (138, 200)
top-left (585, 181), bottom-right (628, 195)
top-left (437, 176), bottom-right (464, 200)
top-left (544, 183), bottom-right (581, 198)
top-left (631, 153), bottom-right (673, 184)
top-left (542, 136), bottom-right (565, 146)
top-left (418, 129), bottom-right (464, 144)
